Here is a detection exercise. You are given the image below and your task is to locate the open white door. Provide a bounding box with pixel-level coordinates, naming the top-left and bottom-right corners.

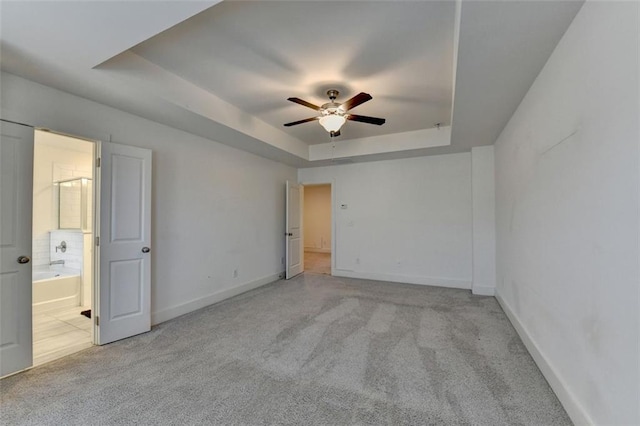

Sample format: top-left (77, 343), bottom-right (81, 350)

top-left (0, 121), bottom-right (34, 377)
top-left (285, 181), bottom-right (304, 279)
top-left (98, 142), bottom-right (152, 345)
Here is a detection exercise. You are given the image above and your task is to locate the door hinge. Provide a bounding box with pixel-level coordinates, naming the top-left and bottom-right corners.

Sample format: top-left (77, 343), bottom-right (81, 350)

top-left (96, 157), bottom-right (101, 167)
top-left (95, 316), bottom-right (100, 326)
top-left (96, 236), bottom-right (100, 246)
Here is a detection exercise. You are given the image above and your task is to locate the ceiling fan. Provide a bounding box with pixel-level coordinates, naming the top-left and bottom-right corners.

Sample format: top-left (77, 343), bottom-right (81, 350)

top-left (284, 89), bottom-right (386, 137)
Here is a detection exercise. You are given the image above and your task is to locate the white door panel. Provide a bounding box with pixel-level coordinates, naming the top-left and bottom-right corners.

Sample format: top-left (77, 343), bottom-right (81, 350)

top-left (98, 142), bottom-right (151, 344)
top-left (0, 121), bottom-right (33, 377)
top-left (285, 181), bottom-right (303, 279)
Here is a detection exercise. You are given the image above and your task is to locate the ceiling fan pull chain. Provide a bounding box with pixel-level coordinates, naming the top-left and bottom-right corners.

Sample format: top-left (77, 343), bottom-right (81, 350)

top-left (331, 137), bottom-right (336, 161)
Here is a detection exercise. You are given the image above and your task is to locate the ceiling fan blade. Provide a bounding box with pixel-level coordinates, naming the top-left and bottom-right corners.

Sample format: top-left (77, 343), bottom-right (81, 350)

top-left (287, 97), bottom-right (321, 111)
top-left (341, 92), bottom-right (372, 111)
top-left (347, 114), bottom-right (386, 125)
top-left (283, 117), bottom-right (319, 127)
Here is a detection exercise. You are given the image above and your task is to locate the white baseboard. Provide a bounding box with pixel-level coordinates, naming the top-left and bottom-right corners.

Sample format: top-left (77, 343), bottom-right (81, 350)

top-left (471, 284), bottom-right (495, 296)
top-left (495, 292), bottom-right (593, 426)
top-left (333, 270), bottom-right (471, 290)
top-left (304, 247), bottom-right (331, 254)
top-left (151, 272), bottom-right (283, 326)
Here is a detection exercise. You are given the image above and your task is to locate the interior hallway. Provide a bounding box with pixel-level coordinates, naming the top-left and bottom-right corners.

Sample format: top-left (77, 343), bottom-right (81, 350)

top-left (2, 274), bottom-right (569, 425)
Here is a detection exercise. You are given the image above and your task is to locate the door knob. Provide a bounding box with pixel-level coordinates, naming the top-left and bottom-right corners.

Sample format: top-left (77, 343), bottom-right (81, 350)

top-left (17, 256), bottom-right (31, 264)
top-left (142, 247), bottom-right (150, 253)
top-left (285, 233), bottom-right (293, 237)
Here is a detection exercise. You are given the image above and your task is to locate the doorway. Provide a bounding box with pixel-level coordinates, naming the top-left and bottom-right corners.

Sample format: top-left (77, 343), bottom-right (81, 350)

top-left (31, 130), bottom-right (96, 366)
top-left (1, 120), bottom-right (153, 377)
top-left (303, 184), bottom-right (332, 275)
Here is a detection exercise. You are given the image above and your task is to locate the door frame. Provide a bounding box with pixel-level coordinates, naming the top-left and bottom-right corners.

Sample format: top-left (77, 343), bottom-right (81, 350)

top-left (34, 128), bottom-right (101, 345)
top-left (0, 121), bottom-right (103, 378)
top-left (299, 180), bottom-right (335, 276)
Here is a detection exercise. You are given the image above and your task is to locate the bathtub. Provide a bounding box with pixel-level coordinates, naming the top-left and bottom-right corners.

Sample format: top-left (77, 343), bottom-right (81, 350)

top-left (33, 267), bottom-right (81, 314)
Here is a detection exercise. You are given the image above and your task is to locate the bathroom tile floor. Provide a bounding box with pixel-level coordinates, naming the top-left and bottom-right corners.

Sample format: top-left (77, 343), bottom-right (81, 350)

top-left (33, 306), bottom-right (93, 367)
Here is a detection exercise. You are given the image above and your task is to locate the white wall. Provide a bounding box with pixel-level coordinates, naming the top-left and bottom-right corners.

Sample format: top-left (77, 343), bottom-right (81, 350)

top-left (471, 146), bottom-right (496, 296)
top-left (494, 2), bottom-right (639, 425)
top-left (303, 185), bottom-right (331, 253)
top-left (300, 154), bottom-right (473, 288)
top-left (2, 72), bottom-right (297, 324)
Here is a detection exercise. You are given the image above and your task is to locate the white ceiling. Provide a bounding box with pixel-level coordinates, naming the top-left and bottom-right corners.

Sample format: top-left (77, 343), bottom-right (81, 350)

top-left (0, 0), bottom-right (584, 167)
top-left (131, 1), bottom-right (456, 145)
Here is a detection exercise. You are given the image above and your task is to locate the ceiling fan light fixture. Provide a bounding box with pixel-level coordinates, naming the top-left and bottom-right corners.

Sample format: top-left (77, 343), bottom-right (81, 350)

top-left (284, 90), bottom-right (384, 131)
top-left (319, 114), bottom-right (346, 132)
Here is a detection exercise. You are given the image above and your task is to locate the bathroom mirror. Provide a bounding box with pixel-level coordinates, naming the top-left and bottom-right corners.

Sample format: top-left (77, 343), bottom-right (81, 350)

top-left (55, 177), bottom-right (93, 231)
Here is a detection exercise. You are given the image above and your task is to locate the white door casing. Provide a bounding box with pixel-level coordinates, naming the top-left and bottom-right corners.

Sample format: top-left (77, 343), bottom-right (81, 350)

top-left (285, 181), bottom-right (303, 279)
top-left (98, 142), bottom-right (152, 344)
top-left (0, 121), bottom-right (34, 377)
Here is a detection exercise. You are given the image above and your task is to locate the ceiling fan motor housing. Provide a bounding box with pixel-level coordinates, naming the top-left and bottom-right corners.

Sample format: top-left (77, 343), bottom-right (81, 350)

top-left (327, 89), bottom-right (340, 101)
top-left (322, 90), bottom-right (344, 115)
top-left (321, 103), bottom-right (344, 116)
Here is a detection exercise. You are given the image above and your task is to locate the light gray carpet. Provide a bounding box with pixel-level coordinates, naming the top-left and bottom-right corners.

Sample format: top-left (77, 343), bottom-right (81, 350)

top-left (1, 274), bottom-right (571, 425)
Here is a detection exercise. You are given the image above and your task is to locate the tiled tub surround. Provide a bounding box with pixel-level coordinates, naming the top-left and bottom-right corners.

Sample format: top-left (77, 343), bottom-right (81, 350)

top-left (49, 230), bottom-right (84, 271)
top-left (48, 229), bottom-right (93, 309)
top-left (32, 233), bottom-right (51, 268)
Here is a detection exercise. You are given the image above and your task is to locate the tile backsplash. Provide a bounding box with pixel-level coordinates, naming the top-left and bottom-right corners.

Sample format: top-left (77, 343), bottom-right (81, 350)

top-left (32, 233), bottom-right (50, 268)
top-left (50, 230), bottom-right (84, 271)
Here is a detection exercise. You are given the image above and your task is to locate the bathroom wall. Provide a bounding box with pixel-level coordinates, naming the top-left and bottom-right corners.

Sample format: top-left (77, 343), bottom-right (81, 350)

top-left (32, 131), bottom-right (93, 267)
top-left (49, 230), bottom-right (84, 271)
top-left (82, 233), bottom-right (93, 307)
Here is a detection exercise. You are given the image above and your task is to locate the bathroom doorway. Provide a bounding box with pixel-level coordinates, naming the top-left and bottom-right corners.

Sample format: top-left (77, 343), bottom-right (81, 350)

top-left (303, 184), bottom-right (332, 275)
top-left (32, 129), bottom-right (96, 366)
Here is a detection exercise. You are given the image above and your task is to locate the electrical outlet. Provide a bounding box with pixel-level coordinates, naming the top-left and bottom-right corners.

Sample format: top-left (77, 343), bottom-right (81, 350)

top-left (233, 269), bottom-right (238, 278)
top-left (281, 257), bottom-right (284, 265)
top-left (355, 257), bottom-right (360, 264)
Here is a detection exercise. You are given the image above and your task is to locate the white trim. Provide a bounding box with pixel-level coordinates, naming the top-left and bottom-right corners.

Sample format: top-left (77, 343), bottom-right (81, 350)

top-left (471, 284), bottom-right (495, 296)
top-left (495, 292), bottom-right (593, 426)
top-left (93, 139), bottom-right (101, 345)
top-left (333, 269), bottom-right (471, 290)
top-left (150, 272), bottom-right (283, 325)
top-left (331, 179), bottom-right (336, 275)
top-left (304, 247), bottom-right (331, 254)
